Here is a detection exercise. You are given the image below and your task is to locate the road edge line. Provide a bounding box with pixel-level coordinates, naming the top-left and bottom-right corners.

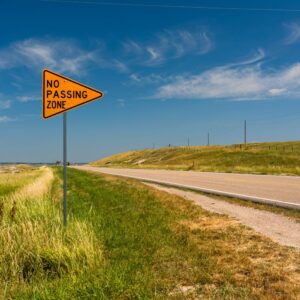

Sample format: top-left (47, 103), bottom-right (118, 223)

top-left (87, 169), bottom-right (300, 211)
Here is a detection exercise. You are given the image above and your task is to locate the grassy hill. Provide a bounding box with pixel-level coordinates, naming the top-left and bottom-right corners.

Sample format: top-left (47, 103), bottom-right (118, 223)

top-left (91, 141), bottom-right (300, 176)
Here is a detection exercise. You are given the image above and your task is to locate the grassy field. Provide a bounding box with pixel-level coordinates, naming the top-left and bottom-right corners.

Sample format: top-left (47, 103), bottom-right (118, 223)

top-left (0, 165), bottom-right (39, 197)
top-left (91, 140), bottom-right (300, 175)
top-left (2, 167), bottom-right (299, 299)
top-left (1, 167), bottom-right (101, 299)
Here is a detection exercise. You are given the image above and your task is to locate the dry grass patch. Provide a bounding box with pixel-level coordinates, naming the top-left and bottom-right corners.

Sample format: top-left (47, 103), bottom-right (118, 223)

top-left (7, 166), bottom-right (53, 203)
top-left (0, 168), bottom-right (41, 198)
top-left (91, 140), bottom-right (300, 176)
top-left (180, 217), bottom-right (239, 231)
top-left (0, 164), bottom-right (35, 174)
top-left (143, 182), bottom-right (300, 299)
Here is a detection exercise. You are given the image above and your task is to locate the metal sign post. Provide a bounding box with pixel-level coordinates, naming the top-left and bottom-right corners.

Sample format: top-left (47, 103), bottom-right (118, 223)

top-left (63, 112), bottom-right (67, 227)
top-left (42, 69), bottom-right (104, 227)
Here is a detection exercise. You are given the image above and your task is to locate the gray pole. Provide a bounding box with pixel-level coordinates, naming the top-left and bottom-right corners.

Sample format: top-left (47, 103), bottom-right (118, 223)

top-left (244, 120), bottom-right (247, 146)
top-left (63, 112), bottom-right (67, 227)
top-left (207, 132), bottom-right (210, 146)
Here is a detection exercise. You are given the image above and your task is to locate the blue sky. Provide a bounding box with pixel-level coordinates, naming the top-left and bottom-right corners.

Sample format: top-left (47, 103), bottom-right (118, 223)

top-left (2, 0), bottom-right (300, 162)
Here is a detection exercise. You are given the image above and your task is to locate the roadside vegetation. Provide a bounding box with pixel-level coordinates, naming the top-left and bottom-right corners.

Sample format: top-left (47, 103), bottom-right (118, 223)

top-left (0, 165), bottom-right (39, 197)
top-left (0, 167), bottom-right (100, 299)
top-left (91, 140), bottom-right (300, 176)
top-left (3, 168), bottom-right (299, 299)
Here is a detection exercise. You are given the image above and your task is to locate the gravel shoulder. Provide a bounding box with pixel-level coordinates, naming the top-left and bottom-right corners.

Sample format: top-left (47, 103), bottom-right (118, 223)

top-left (145, 183), bottom-right (300, 250)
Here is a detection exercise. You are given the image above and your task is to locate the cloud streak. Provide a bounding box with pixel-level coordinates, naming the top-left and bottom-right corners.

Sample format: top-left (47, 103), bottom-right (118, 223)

top-left (0, 28), bottom-right (212, 76)
top-left (123, 28), bottom-right (213, 66)
top-left (0, 38), bottom-right (100, 74)
top-left (128, 73), bottom-right (173, 85)
top-left (0, 38), bottom-right (127, 75)
top-left (17, 95), bottom-right (39, 103)
top-left (153, 50), bottom-right (300, 100)
top-left (285, 22), bottom-right (300, 44)
top-left (0, 116), bottom-right (15, 123)
top-left (0, 94), bottom-right (11, 109)
top-left (0, 100), bottom-right (11, 109)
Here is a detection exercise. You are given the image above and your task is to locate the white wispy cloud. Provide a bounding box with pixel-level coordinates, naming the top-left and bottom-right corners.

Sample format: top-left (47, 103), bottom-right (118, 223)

top-left (0, 116), bottom-right (15, 123)
top-left (110, 59), bottom-right (130, 73)
top-left (116, 98), bottom-right (125, 107)
top-left (128, 73), bottom-right (173, 85)
top-left (153, 49), bottom-right (300, 100)
top-left (0, 38), bottom-right (105, 74)
top-left (0, 28), bottom-right (211, 76)
top-left (128, 49), bottom-right (265, 87)
top-left (0, 100), bottom-right (11, 109)
top-left (0, 94), bottom-right (11, 109)
top-left (227, 48), bottom-right (265, 67)
top-left (285, 22), bottom-right (300, 44)
top-left (17, 95), bottom-right (39, 103)
top-left (0, 38), bottom-right (132, 75)
top-left (0, 38), bottom-right (96, 74)
top-left (123, 28), bottom-right (213, 66)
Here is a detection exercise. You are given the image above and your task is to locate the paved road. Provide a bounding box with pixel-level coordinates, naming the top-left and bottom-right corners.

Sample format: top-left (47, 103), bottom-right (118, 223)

top-left (73, 166), bottom-right (300, 210)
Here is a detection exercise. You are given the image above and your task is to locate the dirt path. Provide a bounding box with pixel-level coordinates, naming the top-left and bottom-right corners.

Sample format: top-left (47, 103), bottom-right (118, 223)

top-left (145, 183), bottom-right (300, 249)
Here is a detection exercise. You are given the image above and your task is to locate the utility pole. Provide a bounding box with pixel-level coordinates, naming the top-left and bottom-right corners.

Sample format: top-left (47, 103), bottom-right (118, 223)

top-left (207, 132), bottom-right (210, 146)
top-left (244, 120), bottom-right (247, 146)
top-left (188, 137), bottom-right (190, 147)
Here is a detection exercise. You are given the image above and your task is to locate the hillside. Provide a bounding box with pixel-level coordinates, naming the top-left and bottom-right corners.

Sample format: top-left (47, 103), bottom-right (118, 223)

top-left (91, 141), bottom-right (300, 175)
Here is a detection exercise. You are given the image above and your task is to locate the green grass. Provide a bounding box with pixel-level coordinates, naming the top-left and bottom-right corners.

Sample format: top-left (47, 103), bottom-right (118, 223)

top-left (6, 168), bottom-right (299, 299)
top-left (0, 167), bottom-right (40, 197)
top-left (91, 140), bottom-right (300, 175)
top-left (1, 167), bottom-right (101, 299)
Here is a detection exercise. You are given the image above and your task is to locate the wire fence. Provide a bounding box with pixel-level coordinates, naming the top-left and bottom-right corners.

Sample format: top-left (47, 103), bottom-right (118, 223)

top-left (158, 143), bottom-right (300, 152)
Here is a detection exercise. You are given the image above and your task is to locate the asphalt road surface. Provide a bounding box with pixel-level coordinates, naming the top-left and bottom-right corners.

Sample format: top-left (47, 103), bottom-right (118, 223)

top-left (73, 166), bottom-right (300, 210)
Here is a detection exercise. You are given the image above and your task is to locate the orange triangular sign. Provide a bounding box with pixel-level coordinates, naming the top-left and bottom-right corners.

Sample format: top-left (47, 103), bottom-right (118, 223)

top-left (42, 69), bottom-right (104, 119)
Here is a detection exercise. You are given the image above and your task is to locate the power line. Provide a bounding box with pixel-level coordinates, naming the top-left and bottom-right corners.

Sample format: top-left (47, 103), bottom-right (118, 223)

top-left (41, 0), bottom-right (300, 13)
